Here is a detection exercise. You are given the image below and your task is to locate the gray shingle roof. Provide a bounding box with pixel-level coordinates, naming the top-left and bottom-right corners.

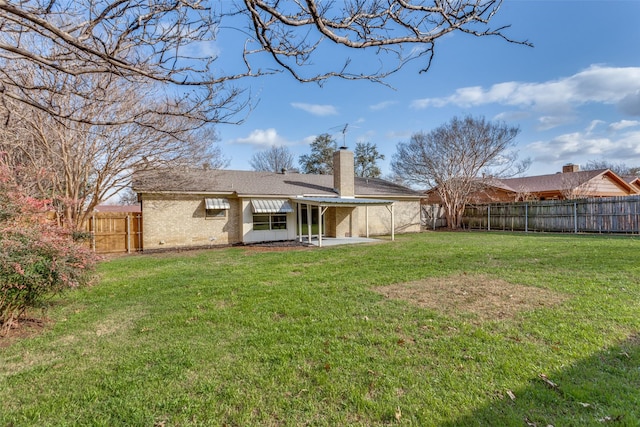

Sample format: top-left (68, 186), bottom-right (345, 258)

top-left (496, 169), bottom-right (608, 193)
top-left (132, 169), bottom-right (422, 198)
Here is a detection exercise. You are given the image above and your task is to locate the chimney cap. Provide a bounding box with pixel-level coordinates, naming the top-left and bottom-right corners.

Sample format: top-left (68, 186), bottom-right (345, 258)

top-left (339, 145), bottom-right (348, 150)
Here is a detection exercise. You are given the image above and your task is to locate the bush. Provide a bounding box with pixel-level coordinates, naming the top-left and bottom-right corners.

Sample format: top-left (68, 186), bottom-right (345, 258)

top-left (0, 225), bottom-right (96, 332)
top-left (0, 162), bottom-right (97, 335)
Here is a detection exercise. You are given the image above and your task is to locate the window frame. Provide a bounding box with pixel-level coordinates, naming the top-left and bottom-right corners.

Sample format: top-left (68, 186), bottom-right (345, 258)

top-left (205, 208), bottom-right (227, 219)
top-left (252, 213), bottom-right (288, 231)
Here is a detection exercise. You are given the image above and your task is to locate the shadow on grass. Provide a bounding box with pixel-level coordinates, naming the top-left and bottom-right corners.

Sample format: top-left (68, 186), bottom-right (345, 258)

top-left (443, 333), bottom-right (640, 426)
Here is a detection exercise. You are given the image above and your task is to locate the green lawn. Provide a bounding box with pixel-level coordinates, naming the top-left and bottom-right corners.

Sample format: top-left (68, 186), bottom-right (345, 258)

top-left (1, 232), bottom-right (639, 426)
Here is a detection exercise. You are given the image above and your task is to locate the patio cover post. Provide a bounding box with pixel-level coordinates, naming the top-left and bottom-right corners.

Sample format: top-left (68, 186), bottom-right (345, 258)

top-left (297, 203), bottom-right (302, 242)
top-left (365, 206), bottom-right (369, 238)
top-left (385, 204), bottom-right (395, 241)
top-left (306, 204), bottom-right (312, 244)
top-left (391, 204), bottom-right (395, 241)
top-left (318, 207), bottom-right (322, 247)
top-left (318, 207), bottom-right (328, 247)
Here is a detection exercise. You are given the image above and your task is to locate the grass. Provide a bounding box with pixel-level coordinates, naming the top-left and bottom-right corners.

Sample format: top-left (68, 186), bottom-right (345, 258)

top-left (1, 232), bottom-right (639, 426)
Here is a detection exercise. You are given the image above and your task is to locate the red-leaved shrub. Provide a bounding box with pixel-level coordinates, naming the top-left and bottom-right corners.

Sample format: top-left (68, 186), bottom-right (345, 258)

top-left (0, 160), bottom-right (97, 334)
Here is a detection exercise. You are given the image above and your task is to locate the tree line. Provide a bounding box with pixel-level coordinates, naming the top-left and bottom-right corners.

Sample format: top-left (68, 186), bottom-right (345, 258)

top-left (251, 135), bottom-right (384, 178)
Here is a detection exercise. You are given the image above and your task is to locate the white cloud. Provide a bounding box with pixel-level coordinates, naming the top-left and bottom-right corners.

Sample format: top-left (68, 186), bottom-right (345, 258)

top-left (291, 102), bottom-right (338, 116)
top-left (536, 115), bottom-right (576, 131)
top-left (411, 65), bottom-right (640, 118)
top-left (369, 100), bottom-right (397, 111)
top-left (385, 130), bottom-right (412, 140)
top-left (301, 135), bottom-right (317, 145)
top-left (618, 90), bottom-right (640, 116)
top-left (230, 128), bottom-right (292, 148)
top-left (585, 119), bottom-right (606, 135)
top-left (493, 111), bottom-right (531, 122)
top-left (355, 130), bottom-right (376, 144)
top-left (525, 126), bottom-right (640, 165)
top-left (609, 120), bottom-right (640, 131)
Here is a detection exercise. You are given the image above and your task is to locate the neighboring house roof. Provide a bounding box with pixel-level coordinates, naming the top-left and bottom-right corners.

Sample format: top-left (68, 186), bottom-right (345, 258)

top-left (623, 175), bottom-right (640, 192)
top-left (497, 169), bottom-right (611, 194)
top-left (132, 169), bottom-right (422, 198)
top-left (424, 169), bottom-right (638, 203)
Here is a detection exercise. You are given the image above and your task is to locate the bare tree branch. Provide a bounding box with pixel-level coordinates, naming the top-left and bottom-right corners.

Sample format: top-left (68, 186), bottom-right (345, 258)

top-left (392, 115), bottom-right (527, 229)
top-left (0, 72), bottom-right (227, 230)
top-left (0, 1), bottom-right (529, 125)
top-left (250, 145), bottom-right (297, 173)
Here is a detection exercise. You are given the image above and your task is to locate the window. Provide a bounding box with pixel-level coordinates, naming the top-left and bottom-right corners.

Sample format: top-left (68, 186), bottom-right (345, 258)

top-left (204, 198), bottom-right (230, 219)
top-left (206, 209), bottom-right (226, 218)
top-left (253, 215), bottom-right (270, 230)
top-left (250, 199), bottom-right (291, 231)
top-left (253, 214), bottom-right (287, 231)
top-left (271, 214), bottom-right (287, 230)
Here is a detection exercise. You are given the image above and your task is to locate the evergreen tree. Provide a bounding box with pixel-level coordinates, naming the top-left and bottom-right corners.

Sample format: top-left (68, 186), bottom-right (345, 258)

top-left (354, 142), bottom-right (384, 178)
top-left (299, 134), bottom-right (337, 174)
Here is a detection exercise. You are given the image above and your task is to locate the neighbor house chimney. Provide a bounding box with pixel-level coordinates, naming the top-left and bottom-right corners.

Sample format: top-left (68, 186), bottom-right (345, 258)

top-left (333, 147), bottom-right (355, 197)
top-left (562, 163), bottom-right (580, 173)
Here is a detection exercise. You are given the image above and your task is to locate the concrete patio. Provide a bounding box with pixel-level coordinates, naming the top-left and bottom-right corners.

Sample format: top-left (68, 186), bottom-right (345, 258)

top-left (302, 236), bottom-right (385, 247)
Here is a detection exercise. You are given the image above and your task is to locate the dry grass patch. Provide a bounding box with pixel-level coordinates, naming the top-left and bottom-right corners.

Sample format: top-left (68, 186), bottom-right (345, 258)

top-left (375, 274), bottom-right (567, 322)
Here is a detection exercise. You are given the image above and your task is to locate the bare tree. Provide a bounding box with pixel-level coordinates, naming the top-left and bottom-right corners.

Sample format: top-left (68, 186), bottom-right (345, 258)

top-left (299, 134), bottom-right (338, 175)
top-left (354, 142), bottom-right (384, 178)
top-left (117, 188), bottom-right (140, 206)
top-left (392, 115), bottom-right (528, 229)
top-left (0, 1), bottom-right (530, 126)
top-left (250, 146), bottom-right (296, 173)
top-left (0, 75), bottom-right (226, 230)
top-left (584, 160), bottom-right (639, 177)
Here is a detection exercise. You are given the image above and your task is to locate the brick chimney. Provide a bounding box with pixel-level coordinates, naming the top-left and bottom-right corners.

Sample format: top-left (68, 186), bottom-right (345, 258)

top-left (562, 163), bottom-right (580, 173)
top-left (333, 147), bottom-right (355, 197)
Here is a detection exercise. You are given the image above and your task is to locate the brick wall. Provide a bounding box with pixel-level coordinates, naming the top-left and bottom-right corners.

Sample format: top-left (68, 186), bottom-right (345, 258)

top-left (141, 194), bottom-right (422, 250)
top-left (141, 194), bottom-right (241, 250)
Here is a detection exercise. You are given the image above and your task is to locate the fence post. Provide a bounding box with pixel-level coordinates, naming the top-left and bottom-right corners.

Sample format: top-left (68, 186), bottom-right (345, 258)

top-left (487, 205), bottom-right (491, 231)
top-left (432, 204), bottom-right (436, 230)
top-left (138, 214), bottom-right (143, 250)
top-left (574, 202), bottom-right (578, 234)
top-left (90, 215), bottom-right (96, 252)
top-left (525, 203), bottom-right (528, 233)
top-left (126, 215), bottom-right (131, 254)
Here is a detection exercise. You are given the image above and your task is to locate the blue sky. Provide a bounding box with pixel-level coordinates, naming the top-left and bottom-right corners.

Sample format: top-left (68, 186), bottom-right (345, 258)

top-left (214, 1), bottom-right (640, 178)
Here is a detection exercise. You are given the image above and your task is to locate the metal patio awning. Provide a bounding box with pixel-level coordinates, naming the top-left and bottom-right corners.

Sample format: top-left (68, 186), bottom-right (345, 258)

top-left (291, 196), bottom-right (394, 207)
top-left (205, 198), bottom-right (231, 209)
top-left (251, 199), bottom-right (294, 214)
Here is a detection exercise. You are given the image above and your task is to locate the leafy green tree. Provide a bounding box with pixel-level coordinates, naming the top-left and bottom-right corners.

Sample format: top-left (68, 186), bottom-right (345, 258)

top-left (354, 142), bottom-right (384, 178)
top-left (299, 134), bottom-right (337, 174)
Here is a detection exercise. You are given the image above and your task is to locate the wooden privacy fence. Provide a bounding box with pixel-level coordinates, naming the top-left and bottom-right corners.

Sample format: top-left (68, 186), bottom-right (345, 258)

top-left (86, 212), bottom-right (143, 253)
top-left (421, 204), bottom-right (448, 230)
top-left (463, 196), bottom-right (640, 234)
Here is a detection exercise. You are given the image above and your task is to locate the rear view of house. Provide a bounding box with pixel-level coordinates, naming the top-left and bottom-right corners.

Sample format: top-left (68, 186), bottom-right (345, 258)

top-left (132, 148), bottom-right (422, 250)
